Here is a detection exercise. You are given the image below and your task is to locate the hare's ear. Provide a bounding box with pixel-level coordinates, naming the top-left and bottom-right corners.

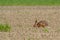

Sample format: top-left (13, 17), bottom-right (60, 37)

top-left (35, 19), bottom-right (37, 23)
top-left (33, 18), bottom-right (37, 27)
top-left (33, 19), bottom-right (37, 27)
top-left (35, 18), bottom-right (38, 23)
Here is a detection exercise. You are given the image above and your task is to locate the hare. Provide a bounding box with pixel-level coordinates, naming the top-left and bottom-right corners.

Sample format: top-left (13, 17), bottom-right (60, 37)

top-left (33, 20), bottom-right (48, 28)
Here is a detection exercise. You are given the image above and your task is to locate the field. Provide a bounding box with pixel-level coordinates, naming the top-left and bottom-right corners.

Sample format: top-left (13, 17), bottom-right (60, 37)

top-left (0, 0), bottom-right (60, 40)
top-left (0, 0), bottom-right (60, 6)
top-left (0, 6), bottom-right (60, 40)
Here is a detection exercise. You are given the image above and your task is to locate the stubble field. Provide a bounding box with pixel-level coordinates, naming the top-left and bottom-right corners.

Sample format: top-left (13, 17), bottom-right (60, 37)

top-left (0, 6), bottom-right (60, 40)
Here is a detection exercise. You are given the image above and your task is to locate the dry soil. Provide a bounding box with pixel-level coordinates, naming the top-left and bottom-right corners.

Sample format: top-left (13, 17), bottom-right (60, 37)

top-left (0, 6), bottom-right (60, 40)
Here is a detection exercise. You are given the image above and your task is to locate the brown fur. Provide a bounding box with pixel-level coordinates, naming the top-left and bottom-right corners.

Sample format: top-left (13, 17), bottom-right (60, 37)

top-left (33, 20), bottom-right (48, 28)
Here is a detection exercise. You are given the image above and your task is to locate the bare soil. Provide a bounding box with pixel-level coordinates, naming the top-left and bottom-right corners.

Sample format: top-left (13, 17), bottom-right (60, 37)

top-left (0, 6), bottom-right (60, 40)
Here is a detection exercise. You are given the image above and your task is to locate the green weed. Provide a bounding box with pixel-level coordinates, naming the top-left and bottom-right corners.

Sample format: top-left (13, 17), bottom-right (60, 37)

top-left (0, 24), bottom-right (11, 32)
top-left (43, 28), bottom-right (49, 32)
